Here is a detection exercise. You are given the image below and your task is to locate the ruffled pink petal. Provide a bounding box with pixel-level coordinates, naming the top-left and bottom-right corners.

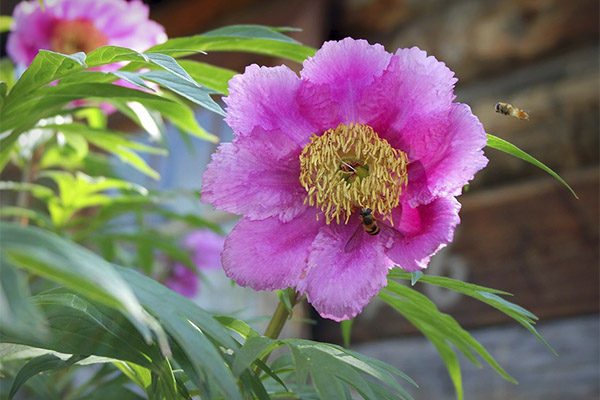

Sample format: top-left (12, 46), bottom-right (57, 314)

top-left (221, 209), bottom-right (323, 290)
top-left (385, 197), bottom-right (461, 271)
top-left (297, 219), bottom-right (394, 321)
top-left (357, 47), bottom-right (457, 135)
top-left (354, 47), bottom-right (486, 206)
top-left (419, 104), bottom-right (487, 200)
top-left (201, 128), bottom-right (306, 222)
top-left (300, 38), bottom-right (392, 124)
top-left (224, 64), bottom-right (314, 145)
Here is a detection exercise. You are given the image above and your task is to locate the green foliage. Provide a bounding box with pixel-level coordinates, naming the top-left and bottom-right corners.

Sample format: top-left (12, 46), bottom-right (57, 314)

top-left (486, 133), bottom-right (577, 198)
top-left (381, 271), bottom-right (556, 400)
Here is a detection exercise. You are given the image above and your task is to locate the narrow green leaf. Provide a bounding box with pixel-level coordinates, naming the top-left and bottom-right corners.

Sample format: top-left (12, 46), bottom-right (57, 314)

top-left (117, 267), bottom-right (244, 400)
top-left (253, 358), bottom-right (289, 391)
top-left (0, 206), bottom-right (52, 228)
top-left (113, 361), bottom-right (152, 391)
top-left (390, 271), bottom-right (556, 355)
top-left (54, 123), bottom-right (166, 179)
top-left (486, 133), bottom-right (577, 198)
top-left (1, 289), bottom-right (163, 369)
top-left (232, 336), bottom-right (278, 376)
top-left (178, 60), bottom-right (236, 94)
top-left (200, 25), bottom-right (301, 43)
top-left (0, 181), bottom-right (55, 201)
top-left (85, 46), bottom-right (145, 67)
top-left (239, 369), bottom-right (272, 400)
top-left (8, 353), bottom-right (86, 400)
top-left (0, 223), bottom-right (166, 351)
top-left (0, 263), bottom-right (48, 340)
top-left (379, 281), bottom-right (518, 400)
top-left (428, 336), bottom-right (464, 400)
top-left (140, 70), bottom-right (225, 116)
top-left (148, 24), bottom-right (315, 63)
top-left (5, 50), bottom-right (86, 106)
top-left (214, 315), bottom-right (260, 340)
top-left (113, 71), bottom-right (156, 91)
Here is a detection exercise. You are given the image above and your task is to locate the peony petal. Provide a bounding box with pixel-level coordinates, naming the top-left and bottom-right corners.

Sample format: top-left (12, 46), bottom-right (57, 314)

top-left (7, 0), bottom-right (165, 68)
top-left (224, 64), bottom-right (314, 145)
top-left (355, 48), bottom-right (486, 206)
top-left (357, 47), bottom-right (457, 136)
top-left (184, 230), bottom-right (225, 270)
top-left (414, 104), bottom-right (488, 202)
top-left (165, 263), bottom-right (199, 298)
top-left (201, 128), bottom-right (306, 222)
top-left (300, 38), bottom-right (392, 123)
top-left (385, 197), bottom-right (461, 271)
top-left (298, 219), bottom-right (394, 321)
top-left (222, 209), bottom-right (323, 291)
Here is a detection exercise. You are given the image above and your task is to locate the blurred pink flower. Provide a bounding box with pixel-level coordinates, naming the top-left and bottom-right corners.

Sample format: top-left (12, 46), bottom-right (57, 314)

top-left (7, 0), bottom-right (167, 69)
top-left (165, 230), bottom-right (225, 298)
top-left (201, 38), bottom-right (488, 321)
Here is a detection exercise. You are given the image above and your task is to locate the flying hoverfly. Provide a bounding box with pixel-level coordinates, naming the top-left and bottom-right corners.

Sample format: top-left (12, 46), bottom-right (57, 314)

top-left (495, 102), bottom-right (530, 120)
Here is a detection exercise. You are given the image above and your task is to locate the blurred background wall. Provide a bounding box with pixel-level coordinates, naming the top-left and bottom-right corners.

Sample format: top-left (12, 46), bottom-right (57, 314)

top-left (2, 0), bottom-right (598, 398)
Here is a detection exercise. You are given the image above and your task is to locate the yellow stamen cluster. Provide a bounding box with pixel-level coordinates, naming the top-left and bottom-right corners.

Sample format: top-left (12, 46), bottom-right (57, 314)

top-left (299, 123), bottom-right (408, 225)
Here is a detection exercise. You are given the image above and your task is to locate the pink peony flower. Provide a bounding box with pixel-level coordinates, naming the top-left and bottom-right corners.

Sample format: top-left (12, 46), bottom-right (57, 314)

top-left (7, 0), bottom-right (167, 69)
top-left (165, 230), bottom-right (225, 298)
top-left (201, 38), bottom-right (488, 321)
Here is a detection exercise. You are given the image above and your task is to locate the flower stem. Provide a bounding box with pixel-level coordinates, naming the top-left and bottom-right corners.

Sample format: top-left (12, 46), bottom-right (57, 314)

top-left (263, 289), bottom-right (300, 340)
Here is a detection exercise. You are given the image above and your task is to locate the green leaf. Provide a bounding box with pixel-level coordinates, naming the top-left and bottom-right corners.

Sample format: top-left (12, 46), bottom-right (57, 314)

top-left (0, 206), bottom-right (53, 228)
top-left (233, 336), bottom-right (279, 376)
top-left (0, 181), bottom-right (55, 201)
top-left (0, 58), bottom-right (16, 87)
top-left (281, 339), bottom-right (415, 400)
top-left (200, 25), bottom-right (302, 43)
top-left (0, 263), bottom-right (48, 340)
top-left (149, 25), bottom-right (315, 63)
top-left (113, 70), bottom-right (157, 91)
top-left (178, 60), bottom-right (237, 94)
top-left (139, 70), bottom-right (225, 116)
top-left (1, 289), bottom-right (163, 368)
top-left (85, 46), bottom-right (146, 67)
top-left (0, 223), bottom-right (167, 352)
top-left (389, 271), bottom-right (556, 355)
top-left (48, 122), bottom-right (167, 179)
top-left (379, 281), bottom-right (517, 400)
top-left (214, 315), bottom-right (260, 339)
top-left (486, 133), bottom-right (577, 198)
top-left (0, 15), bottom-right (12, 33)
top-left (38, 171), bottom-right (148, 227)
top-left (8, 353), bottom-right (86, 400)
top-left (117, 267), bottom-right (244, 400)
top-left (5, 50), bottom-right (86, 106)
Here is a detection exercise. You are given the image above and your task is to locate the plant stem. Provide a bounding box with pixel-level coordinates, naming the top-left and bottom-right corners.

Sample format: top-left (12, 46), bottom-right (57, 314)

top-left (263, 289), bottom-right (300, 340)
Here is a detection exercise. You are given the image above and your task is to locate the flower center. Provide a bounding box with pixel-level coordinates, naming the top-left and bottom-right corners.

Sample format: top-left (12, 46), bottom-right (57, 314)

top-left (299, 123), bottom-right (408, 225)
top-left (51, 19), bottom-right (108, 55)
